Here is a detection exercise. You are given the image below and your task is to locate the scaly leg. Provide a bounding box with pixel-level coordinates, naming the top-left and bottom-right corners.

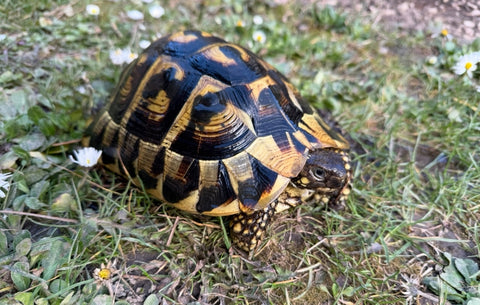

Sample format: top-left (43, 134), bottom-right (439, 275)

top-left (229, 202), bottom-right (277, 252)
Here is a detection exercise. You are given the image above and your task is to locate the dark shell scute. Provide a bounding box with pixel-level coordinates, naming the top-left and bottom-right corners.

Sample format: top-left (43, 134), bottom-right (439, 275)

top-left (138, 169), bottom-right (159, 190)
top-left (255, 88), bottom-right (297, 137)
top-left (237, 155), bottom-right (277, 209)
top-left (169, 87), bottom-right (257, 160)
top-left (162, 158), bottom-right (200, 203)
top-left (190, 45), bottom-right (267, 85)
top-left (125, 68), bottom-right (201, 145)
top-left (196, 161), bottom-right (236, 213)
top-left (109, 55), bottom-right (158, 124)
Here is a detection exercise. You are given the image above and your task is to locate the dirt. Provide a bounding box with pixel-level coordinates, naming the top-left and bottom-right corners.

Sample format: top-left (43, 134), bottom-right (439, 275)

top-left (318, 0), bottom-right (480, 42)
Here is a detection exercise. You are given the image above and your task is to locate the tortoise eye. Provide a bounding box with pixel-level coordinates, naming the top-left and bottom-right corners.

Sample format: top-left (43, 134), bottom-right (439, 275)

top-left (312, 167), bottom-right (326, 181)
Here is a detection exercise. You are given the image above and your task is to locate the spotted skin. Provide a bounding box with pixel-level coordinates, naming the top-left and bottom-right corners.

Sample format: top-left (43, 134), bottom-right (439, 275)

top-left (83, 30), bottom-right (352, 252)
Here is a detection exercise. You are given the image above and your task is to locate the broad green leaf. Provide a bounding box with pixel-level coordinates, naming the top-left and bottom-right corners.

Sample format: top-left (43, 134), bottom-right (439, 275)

top-left (423, 276), bottom-right (440, 293)
top-left (143, 294), bottom-right (160, 305)
top-left (11, 261), bottom-right (31, 291)
top-left (6, 212), bottom-right (22, 229)
top-left (341, 286), bottom-right (355, 297)
top-left (17, 133), bottom-right (47, 152)
top-left (36, 94), bottom-right (53, 109)
top-left (0, 71), bottom-right (22, 85)
top-left (30, 237), bottom-right (60, 265)
top-left (440, 255), bottom-right (465, 291)
top-left (15, 238), bottom-right (32, 258)
top-left (38, 118), bottom-right (57, 137)
top-left (12, 147), bottom-right (31, 162)
top-left (27, 105), bottom-right (47, 125)
top-left (41, 239), bottom-right (66, 280)
top-left (13, 194), bottom-right (28, 211)
top-left (16, 177), bottom-right (30, 193)
top-left (0, 231), bottom-right (8, 256)
top-left (2, 89), bottom-right (31, 119)
top-left (51, 193), bottom-right (76, 213)
top-left (13, 230), bottom-right (31, 247)
top-left (454, 258), bottom-right (479, 282)
top-left (49, 279), bottom-right (69, 295)
top-left (14, 292), bottom-right (34, 305)
top-left (0, 151), bottom-right (18, 169)
top-left (24, 197), bottom-right (47, 210)
top-left (92, 295), bottom-right (113, 305)
top-left (29, 180), bottom-right (50, 198)
top-left (439, 267), bottom-right (464, 292)
top-left (58, 291), bottom-right (75, 305)
top-left (34, 298), bottom-right (49, 305)
top-left (467, 298), bottom-right (480, 305)
top-left (23, 166), bottom-right (49, 186)
top-left (444, 41), bottom-right (456, 52)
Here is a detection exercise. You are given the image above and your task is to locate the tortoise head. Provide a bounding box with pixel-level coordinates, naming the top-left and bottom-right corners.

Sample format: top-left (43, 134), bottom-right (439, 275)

top-left (291, 148), bottom-right (351, 206)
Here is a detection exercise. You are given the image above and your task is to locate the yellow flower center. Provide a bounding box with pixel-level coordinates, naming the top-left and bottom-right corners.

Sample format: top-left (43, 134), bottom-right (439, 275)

top-left (254, 33), bottom-right (265, 43)
top-left (86, 159), bottom-right (91, 165)
top-left (440, 29), bottom-right (448, 36)
top-left (236, 20), bottom-right (244, 27)
top-left (465, 62), bottom-right (473, 70)
top-left (98, 268), bottom-right (111, 280)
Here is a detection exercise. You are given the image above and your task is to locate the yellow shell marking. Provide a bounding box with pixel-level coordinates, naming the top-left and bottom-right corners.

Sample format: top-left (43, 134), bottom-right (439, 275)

top-left (299, 113), bottom-right (349, 149)
top-left (146, 90), bottom-right (169, 117)
top-left (230, 44), bottom-right (251, 63)
top-left (201, 45), bottom-right (237, 66)
top-left (170, 32), bottom-right (200, 43)
top-left (246, 76), bottom-right (276, 104)
top-left (245, 133), bottom-right (307, 177)
top-left (284, 82), bottom-right (304, 113)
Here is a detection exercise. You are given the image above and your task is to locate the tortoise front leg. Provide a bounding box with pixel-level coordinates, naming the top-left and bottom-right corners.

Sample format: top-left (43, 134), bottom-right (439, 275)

top-left (229, 202), bottom-right (277, 252)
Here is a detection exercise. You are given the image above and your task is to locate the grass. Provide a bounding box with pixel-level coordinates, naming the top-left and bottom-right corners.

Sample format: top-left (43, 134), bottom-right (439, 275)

top-left (1, 0), bottom-right (479, 304)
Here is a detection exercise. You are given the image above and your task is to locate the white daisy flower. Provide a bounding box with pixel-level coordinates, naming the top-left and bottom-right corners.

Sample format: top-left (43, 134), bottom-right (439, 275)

top-left (127, 10), bottom-right (144, 21)
top-left (139, 40), bottom-right (151, 49)
top-left (252, 30), bottom-right (266, 44)
top-left (86, 4), bottom-right (100, 16)
top-left (0, 173), bottom-right (12, 198)
top-left (431, 25), bottom-right (452, 40)
top-left (253, 15), bottom-right (263, 25)
top-left (69, 147), bottom-right (102, 168)
top-left (109, 48), bottom-right (126, 65)
top-left (148, 5), bottom-right (165, 19)
top-left (426, 56), bottom-right (437, 65)
top-left (122, 48), bottom-right (138, 64)
top-left (452, 52), bottom-right (480, 78)
top-left (76, 85), bottom-right (87, 94)
top-left (236, 20), bottom-right (245, 28)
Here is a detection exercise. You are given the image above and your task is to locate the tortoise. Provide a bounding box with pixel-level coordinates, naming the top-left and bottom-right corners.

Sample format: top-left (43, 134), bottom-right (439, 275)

top-left (83, 30), bottom-right (352, 252)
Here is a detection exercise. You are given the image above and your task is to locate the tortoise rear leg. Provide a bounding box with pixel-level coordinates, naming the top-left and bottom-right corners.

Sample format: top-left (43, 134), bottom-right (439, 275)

top-left (229, 201), bottom-right (277, 252)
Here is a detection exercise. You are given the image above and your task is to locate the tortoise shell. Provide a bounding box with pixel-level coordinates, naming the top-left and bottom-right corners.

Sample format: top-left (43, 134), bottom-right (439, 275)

top-left (83, 30), bottom-right (349, 216)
